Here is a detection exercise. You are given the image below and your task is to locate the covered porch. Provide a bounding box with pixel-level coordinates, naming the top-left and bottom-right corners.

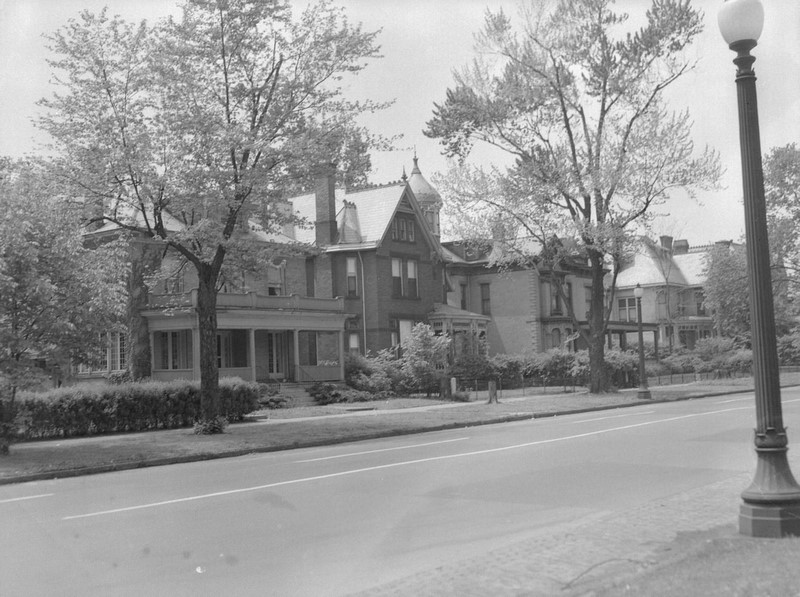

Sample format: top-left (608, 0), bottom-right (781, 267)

top-left (143, 291), bottom-right (348, 383)
top-left (429, 303), bottom-right (491, 360)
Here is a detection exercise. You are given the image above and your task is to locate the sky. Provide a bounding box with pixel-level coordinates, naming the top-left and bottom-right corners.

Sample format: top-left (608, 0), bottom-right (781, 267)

top-left (1, 0), bottom-right (798, 245)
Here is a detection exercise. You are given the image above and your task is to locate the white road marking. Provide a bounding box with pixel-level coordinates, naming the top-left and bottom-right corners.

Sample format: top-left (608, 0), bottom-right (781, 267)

top-left (296, 437), bottom-right (470, 463)
top-left (569, 411), bottom-right (655, 424)
top-left (717, 396), bottom-right (800, 404)
top-left (0, 493), bottom-right (54, 504)
top-left (63, 405), bottom-right (751, 521)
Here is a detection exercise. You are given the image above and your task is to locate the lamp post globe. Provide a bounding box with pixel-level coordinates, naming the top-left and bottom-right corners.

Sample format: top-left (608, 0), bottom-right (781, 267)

top-left (719, 0), bottom-right (800, 537)
top-left (634, 284), bottom-right (650, 400)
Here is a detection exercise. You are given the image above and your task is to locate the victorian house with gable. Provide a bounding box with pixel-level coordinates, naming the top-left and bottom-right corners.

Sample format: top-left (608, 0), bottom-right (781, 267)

top-left (79, 158), bottom-right (468, 384)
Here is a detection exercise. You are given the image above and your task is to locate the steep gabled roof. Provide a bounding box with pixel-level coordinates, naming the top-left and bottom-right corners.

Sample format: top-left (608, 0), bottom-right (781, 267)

top-left (282, 181), bottom-right (442, 255)
top-left (615, 239), bottom-right (718, 289)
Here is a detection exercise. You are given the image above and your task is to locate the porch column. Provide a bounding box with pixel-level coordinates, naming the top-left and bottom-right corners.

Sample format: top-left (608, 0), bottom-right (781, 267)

top-left (653, 330), bottom-right (660, 360)
top-left (249, 329), bottom-right (257, 382)
top-left (293, 329), bottom-right (301, 383)
top-left (148, 331), bottom-right (155, 378)
top-left (339, 330), bottom-right (345, 381)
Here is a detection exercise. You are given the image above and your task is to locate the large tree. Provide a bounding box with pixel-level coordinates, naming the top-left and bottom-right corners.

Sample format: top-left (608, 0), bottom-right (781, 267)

top-left (38, 0), bottom-right (385, 429)
top-left (703, 242), bottom-right (795, 343)
top-left (704, 143), bottom-right (800, 340)
top-left (765, 143), bottom-right (800, 302)
top-left (0, 159), bottom-right (126, 451)
top-left (424, 0), bottom-right (720, 392)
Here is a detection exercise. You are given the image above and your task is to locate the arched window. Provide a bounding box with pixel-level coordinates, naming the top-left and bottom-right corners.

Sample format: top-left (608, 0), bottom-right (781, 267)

top-left (551, 328), bottom-right (561, 348)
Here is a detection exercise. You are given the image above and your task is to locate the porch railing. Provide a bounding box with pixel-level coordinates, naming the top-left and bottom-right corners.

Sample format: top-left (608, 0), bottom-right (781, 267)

top-left (148, 291), bottom-right (344, 312)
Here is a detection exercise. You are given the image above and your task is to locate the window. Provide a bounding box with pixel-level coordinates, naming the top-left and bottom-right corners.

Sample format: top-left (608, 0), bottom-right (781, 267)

top-left (480, 283), bottom-right (491, 315)
top-left (217, 330), bottom-right (248, 368)
top-left (618, 297), bottom-right (637, 322)
top-left (346, 257), bottom-right (358, 296)
top-left (566, 282), bottom-right (573, 314)
top-left (695, 291), bottom-right (706, 316)
top-left (392, 258), bottom-right (403, 296)
top-left (80, 332), bottom-right (127, 373)
top-left (164, 273), bottom-right (184, 294)
top-left (460, 283), bottom-right (468, 311)
top-left (349, 332), bottom-right (360, 355)
top-left (267, 285), bottom-right (281, 296)
top-left (551, 328), bottom-right (562, 348)
top-left (391, 217), bottom-right (415, 243)
top-left (407, 260), bottom-right (418, 298)
top-left (391, 257), bottom-right (420, 298)
top-left (585, 286), bottom-right (592, 320)
top-left (550, 282), bottom-right (562, 315)
top-left (154, 330), bottom-right (193, 370)
top-left (390, 319), bottom-right (400, 349)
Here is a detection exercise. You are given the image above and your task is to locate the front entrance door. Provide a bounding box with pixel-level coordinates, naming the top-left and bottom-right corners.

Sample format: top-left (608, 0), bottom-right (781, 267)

top-left (256, 331), bottom-right (287, 381)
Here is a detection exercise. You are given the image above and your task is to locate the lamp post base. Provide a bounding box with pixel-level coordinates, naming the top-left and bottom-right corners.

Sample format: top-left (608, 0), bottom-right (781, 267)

top-left (740, 447), bottom-right (800, 537)
top-left (740, 502), bottom-right (800, 537)
top-left (637, 388), bottom-right (652, 400)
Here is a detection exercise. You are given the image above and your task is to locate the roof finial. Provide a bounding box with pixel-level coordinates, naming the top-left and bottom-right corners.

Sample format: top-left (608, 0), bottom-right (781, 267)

top-left (401, 166), bottom-right (407, 181)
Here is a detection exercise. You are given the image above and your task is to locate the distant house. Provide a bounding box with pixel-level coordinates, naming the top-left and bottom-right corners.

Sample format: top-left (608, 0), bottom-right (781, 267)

top-left (615, 236), bottom-right (735, 351)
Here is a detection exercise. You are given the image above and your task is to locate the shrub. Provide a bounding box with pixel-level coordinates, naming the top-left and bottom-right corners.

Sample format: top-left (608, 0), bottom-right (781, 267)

top-left (490, 353), bottom-right (527, 388)
top-left (193, 416), bottom-right (228, 435)
top-left (338, 388), bottom-right (374, 403)
top-left (308, 382), bottom-right (347, 405)
top-left (14, 377), bottom-right (259, 440)
top-left (778, 332), bottom-right (800, 366)
top-left (450, 390), bottom-right (472, 402)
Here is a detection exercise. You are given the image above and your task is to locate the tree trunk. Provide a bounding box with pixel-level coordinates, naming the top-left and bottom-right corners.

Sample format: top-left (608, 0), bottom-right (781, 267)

top-left (487, 380), bottom-right (499, 404)
top-left (196, 265), bottom-right (221, 424)
top-left (127, 243), bottom-right (159, 380)
top-left (588, 250), bottom-right (609, 394)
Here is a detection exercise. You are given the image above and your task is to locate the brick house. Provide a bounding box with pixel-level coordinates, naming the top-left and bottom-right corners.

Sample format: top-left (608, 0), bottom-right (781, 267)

top-left (78, 158), bottom-right (456, 383)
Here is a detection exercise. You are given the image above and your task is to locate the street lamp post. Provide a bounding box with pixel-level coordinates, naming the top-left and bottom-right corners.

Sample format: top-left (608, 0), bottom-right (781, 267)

top-left (719, 0), bottom-right (800, 537)
top-left (634, 284), bottom-right (651, 400)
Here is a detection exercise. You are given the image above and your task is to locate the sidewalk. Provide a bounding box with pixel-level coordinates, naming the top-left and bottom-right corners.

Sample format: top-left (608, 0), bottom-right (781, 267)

top-left (4, 377), bottom-right (800, 595)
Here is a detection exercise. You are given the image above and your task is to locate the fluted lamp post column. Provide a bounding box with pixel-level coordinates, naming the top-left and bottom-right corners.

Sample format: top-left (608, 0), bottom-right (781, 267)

top-left (719, 0), bottom-right (800, 537)
top-left (634, 284), bottom-right (651, 400)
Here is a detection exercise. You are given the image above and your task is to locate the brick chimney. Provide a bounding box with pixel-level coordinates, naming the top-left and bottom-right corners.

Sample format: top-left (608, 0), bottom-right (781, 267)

top-left (315, 171), bottom-right (337, 247)
top-left (673, 239), bottom-right (689, 255)
top-left (659, 235), bottom-right (674, 251)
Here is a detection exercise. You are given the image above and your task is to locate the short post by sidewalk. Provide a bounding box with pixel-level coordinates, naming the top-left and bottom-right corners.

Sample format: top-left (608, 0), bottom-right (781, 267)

top-left (634, 284), bottom-right (651, 400)
top-left (719, 0), bottom-right (800, 537)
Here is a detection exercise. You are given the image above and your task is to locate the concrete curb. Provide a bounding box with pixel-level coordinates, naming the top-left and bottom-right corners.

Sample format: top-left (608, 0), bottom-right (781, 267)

top-left (0, 388), bottom-right (752, 486)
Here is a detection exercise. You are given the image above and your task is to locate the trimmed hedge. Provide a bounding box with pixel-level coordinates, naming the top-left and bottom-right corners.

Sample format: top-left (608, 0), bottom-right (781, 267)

top-left (14, 377), bottom-right (260, 440)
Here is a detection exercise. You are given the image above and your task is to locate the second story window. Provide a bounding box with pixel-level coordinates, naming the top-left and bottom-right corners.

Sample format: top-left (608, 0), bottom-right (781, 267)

top-left (346, 257), bottom-right (358, 297)
top-left (585, 285), bottom-right (592, 319)
top-left (550, 281), bottom-right (562, 315)
top-left (619, 297), bottom-right (637, 322)
top-left (460, 283), bottom-right (468, 310)
top-left (695, 290), bottom-right (706, 316)
top-left (480, 283), bottom-right (491, 315)
top-left (392, 258), bottom-right (403, 296)
top-left (407, 260), bottom-right (418, 298)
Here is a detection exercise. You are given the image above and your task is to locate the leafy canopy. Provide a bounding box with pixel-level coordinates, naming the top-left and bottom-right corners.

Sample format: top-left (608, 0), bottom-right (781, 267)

top-left (0, 159), bottom-right (127, 392)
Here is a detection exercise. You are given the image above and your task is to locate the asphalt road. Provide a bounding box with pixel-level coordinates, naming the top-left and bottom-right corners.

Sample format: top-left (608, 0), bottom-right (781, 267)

top-left (3, 389), bottom-right (800, 597)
